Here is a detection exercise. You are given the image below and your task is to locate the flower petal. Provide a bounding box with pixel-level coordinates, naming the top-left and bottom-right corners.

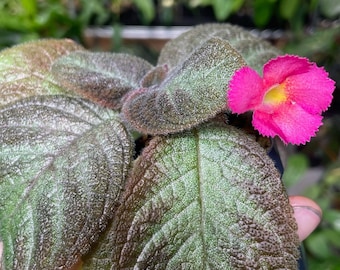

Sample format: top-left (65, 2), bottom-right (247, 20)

top-left (252, 110), bottom-right (280, 139)
top-left (285, 65), bottom-right (335, 114)
top-left (227, 66), bottom-right (264, 113)
top-left (262, 55), bottom-right (311, 87)
top-left (252, 103), bottom-right (323, 145)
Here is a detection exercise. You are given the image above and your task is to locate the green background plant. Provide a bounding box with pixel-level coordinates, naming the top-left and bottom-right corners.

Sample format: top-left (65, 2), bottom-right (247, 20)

top-left (1, 0), bottom-right (340, 48)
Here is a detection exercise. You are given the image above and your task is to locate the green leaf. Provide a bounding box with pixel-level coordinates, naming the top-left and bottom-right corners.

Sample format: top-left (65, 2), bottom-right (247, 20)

top-left (122, 38), bottom-right (246, 135)
top-left (52, 51), bottom-right (153, 110)
top-left (305, 230), bottom-right (337, 259)
top-left (279, 0), bottom-right (299, 20)
top-left (86, 123), bottom-right (299, 268)
top-left (211, 0), bottom-right (244, 20)
top-left (212, 0), bottom-right (234, 21)
top-left (132, 0), bottom-right (156, 24)
top-left (20, 0), bottom-right (37, 17)
top-left (282, 153), bottom-right (309, 189)
top-left (0, 96), bottom-right (134, 269)
top-left (323, 209), bottom-right (340, 232)
top-left (0, 39), bottom-right (84, 108)
top-left (158, 23), bottom-right (281, 74)
top-left (253, 0), bottom-right (276, 28)
top-left (324, 228), bottom-right (340, 247)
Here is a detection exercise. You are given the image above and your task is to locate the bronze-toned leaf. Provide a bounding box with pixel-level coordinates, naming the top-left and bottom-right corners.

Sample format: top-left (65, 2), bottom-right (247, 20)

top-left (0, 96), bottom-right (133, 269)
top-left (97, 123), bottom-right (299, 269)
top-left (52, 51), bottom-right (154, 109)
top-left (122, 38), bottom-right (246, 135)
top-left (158, 23), bottom-right (281, 74)
top-left (0, 39), bottom-right (84, 107)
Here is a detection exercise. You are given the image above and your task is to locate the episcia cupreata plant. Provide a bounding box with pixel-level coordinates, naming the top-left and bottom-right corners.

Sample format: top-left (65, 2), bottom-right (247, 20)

top-left (0, 24), bottom-right (335, 269)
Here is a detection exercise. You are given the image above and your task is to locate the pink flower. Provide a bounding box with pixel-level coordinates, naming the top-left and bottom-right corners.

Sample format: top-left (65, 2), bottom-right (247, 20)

top-left (227, 55), bottom-right (335, 145)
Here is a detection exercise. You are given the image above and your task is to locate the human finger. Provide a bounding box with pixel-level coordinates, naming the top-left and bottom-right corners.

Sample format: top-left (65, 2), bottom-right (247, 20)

top-left (289, 196), bottom-right (322, 241)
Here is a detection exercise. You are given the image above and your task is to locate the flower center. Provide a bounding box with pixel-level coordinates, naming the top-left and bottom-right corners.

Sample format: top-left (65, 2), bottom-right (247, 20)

top-left (264, 83), bottom-right (287, 105)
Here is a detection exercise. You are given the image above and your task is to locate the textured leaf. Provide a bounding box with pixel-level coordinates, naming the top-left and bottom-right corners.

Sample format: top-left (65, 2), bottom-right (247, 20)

top-left (122, 38), bottom-right (246, 135)
top-left (52, 51), bottom-right (154, 110)
top-left (158, 23), bottom-right (281, 74)
top-left (84, 123), bottom-right (300, 269)
top-left (0, 96), bottom-right (133, 269)
top-left (0, 39), bottom-right (84, 107)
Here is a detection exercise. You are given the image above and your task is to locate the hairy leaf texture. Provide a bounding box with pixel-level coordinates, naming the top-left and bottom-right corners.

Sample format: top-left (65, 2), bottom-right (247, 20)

top-left (158, 23), bottom-right (281, 74)
top-left (52, 51), bottom-right (154, 110)
top-left (82, 123), bottom-right (300, 269)
top-left (122, 38), bottom-right (246, 135)
top-left (0, 39), bottom-right (84, 107)
top-left (0, 96), bottom-right (133, 269)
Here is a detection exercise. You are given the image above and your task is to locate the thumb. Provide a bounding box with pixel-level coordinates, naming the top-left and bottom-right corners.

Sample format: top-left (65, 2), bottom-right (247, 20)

top-left (289, 196), bottom-right (322, 241)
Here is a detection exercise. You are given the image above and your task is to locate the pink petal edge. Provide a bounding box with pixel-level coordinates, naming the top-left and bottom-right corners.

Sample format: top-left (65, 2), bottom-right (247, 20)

top-left (285, 65), bottom-right (335, 114)
top-left (253, 103), bottom-right (323, 145)
top-left (262, 55), bottom-right (311, 88)
top-left (252, 110), bottom-right (280, 139)
top-left (227, 66), bottom-right (264, 113)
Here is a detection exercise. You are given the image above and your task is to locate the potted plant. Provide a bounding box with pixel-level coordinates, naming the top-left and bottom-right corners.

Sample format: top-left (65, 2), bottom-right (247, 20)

top-left (0, 23), bottom-right (334, 269)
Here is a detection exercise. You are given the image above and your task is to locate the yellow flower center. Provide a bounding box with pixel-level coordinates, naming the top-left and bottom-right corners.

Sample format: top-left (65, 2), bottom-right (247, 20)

top-left (264, 83), bottom-right (287, 105)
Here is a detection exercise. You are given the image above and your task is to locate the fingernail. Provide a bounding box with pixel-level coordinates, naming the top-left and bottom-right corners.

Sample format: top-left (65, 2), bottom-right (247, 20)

top-left (293, 205), bottom-right (322, 219)
top-left (293, 205), bottom-right (322, 241)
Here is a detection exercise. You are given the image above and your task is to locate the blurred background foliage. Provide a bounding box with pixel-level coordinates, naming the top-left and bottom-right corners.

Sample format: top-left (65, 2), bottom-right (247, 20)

top-left (0, 0), bottom-right (339, 269)
top-left (1, 0), bottom-right (339, 46)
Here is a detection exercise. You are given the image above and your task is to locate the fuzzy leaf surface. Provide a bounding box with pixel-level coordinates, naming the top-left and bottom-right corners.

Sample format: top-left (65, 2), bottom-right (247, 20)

top-left (122, 38), bottom-right (246, 135)
top-left (52, 51), bottom-right (154, 109)
top-left (158, 23), bottom-right (281, 74)
top-left (0, 96), bottom-right (133, 269)
top-left (109, 123), bottom-right (300, 269)
top-left (0, 39), bottom-right (84, 107)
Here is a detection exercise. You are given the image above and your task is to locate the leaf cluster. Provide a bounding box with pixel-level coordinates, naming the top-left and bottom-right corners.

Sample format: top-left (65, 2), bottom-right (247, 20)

top-left (0, 24), bottom-right (300, 269)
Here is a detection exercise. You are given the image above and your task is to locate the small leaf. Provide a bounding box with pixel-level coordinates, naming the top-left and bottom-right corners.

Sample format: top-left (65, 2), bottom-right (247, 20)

top-left (122, 38), bottom-right (246, 135)
top-left (52, 51), bottom-right (154, 109)
top-left (110, 123), bottom-right (300, 269)
top-left (0, 39), bottom-right (84, 107)
top-left (158, 23), bottom-right (281, 73)
top-left (0, 96), bottom-right (133, 269)
top-left (140, 64), bottom-right (169, 88)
